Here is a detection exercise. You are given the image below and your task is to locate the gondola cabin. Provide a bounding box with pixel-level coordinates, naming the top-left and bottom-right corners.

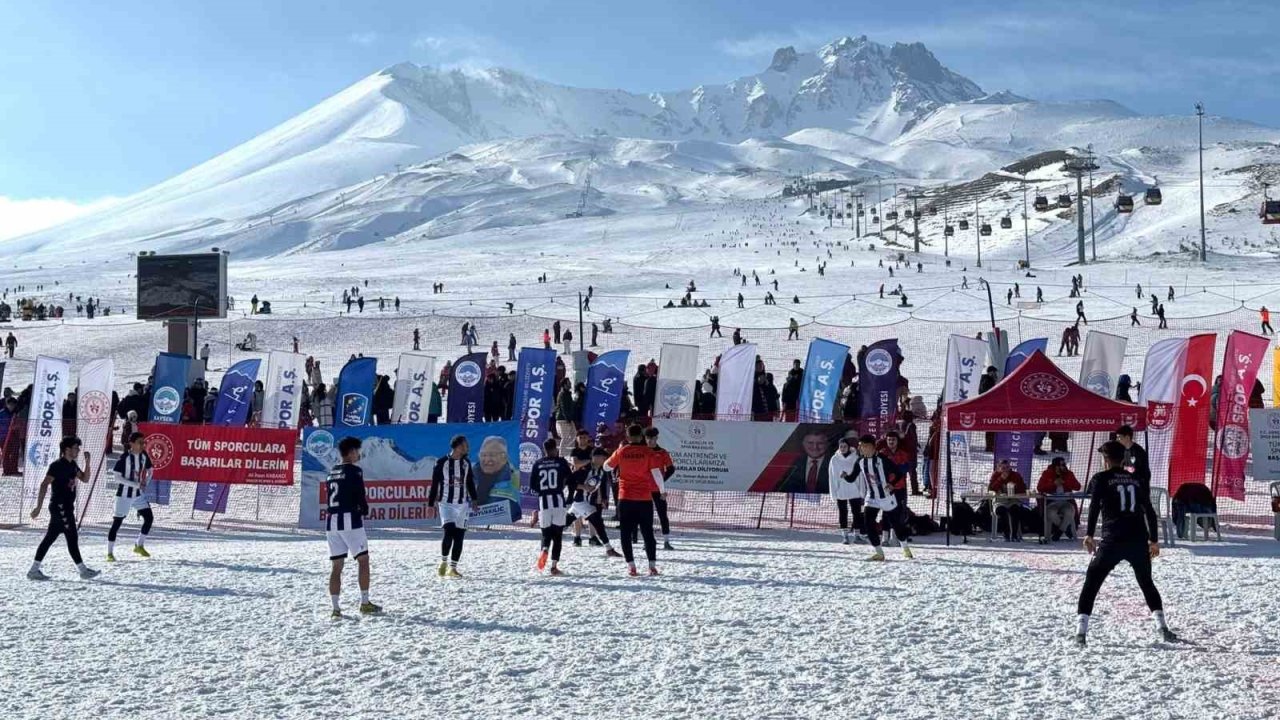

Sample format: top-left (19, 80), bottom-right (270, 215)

top-left (1116, 195), bottom-right (1134, 213)
top-left (1261, 200), bottom-right (1280, 225)
top-left (1144, 188), bottom-right (1162, 205)
top-left (886, 210), bottom-right (899, 221)
top-left (958, 219), bottom-right (970, 231)
top-left (1056, 194), bottom-right (1072, 209)
top-left (929, 206), bottom-right (938, 216)
top-left (1000, 216), bottom-right (1013, 229)
top-left (903, 209), bottom-right (913, 219)
top-left (979, 223), bottom-right (992, 236)
top-left (944, 224), bottom-right (955, 237)
top-left (1033, 195), bottom-right (1050, 212)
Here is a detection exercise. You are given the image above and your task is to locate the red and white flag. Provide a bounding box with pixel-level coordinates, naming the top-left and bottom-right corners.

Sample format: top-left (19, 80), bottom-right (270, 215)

top-left (1168, 335), bottom-right (1216, 496)
top-left (1212, 330), bottom-right (1270, 501)
top-left (1138, 338), bottom-right (1189, 492)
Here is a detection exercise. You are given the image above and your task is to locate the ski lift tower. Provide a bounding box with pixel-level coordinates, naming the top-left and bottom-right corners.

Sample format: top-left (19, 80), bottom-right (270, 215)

top-left (1062, 154), bottom-right (1100, 264)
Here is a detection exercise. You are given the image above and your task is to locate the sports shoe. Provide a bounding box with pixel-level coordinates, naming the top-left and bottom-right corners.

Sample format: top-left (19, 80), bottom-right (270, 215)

top-left (359, 601), bottom-right (383, 615)
top-left (605, 547), bottom-right (623, 559)
top-left (331, 608), bottom-right (343, 619)
top-left (78, 566), bottom-right (101, 580)
top-left (841, 533), bottom-right (850, 545)
top-left (867, 549), bottom-right (886, 562)
top-left (549, 567), bottom-right (565, 577)
top-left (627, 566), bottom-right (639, 577)
top-left (437, 561), bottom-right (448, 577)
top-left (133, 545), bottom-right (151, 558)
top-left (446, 566), bottom-right (462, 578)
top-left (648, 566), bottom-right (660, 576)
top-left (1158, 628), bottom-right (1178, 643)
top-left (1074, 633), bottom-right (1087, 648)
top-left (902, 546), bottom-right (915, 560)
top-left (106, 553), bottom-right (116, 563)
top-left (536, 551), bottom-right (548, 571)
top-left (26, 568), bottom-right (50, 581)
top-left (588, 536), bottom-right (602, 547)
top-left (663, 540), bottom-right (674, 551)
top-left (572, 536), bottom-right (582, 547)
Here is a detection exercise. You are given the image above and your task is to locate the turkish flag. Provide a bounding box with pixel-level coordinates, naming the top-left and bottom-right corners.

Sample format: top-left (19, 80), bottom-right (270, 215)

top-left (1168, 334), bottom-right (1216, 496)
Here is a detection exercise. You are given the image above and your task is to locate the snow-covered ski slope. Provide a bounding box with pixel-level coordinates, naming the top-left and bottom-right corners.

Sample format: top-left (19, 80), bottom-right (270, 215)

top-left (5, 34), bottom-right (1280, 266)
top-left (2, 526), bottom-right (1276, 719)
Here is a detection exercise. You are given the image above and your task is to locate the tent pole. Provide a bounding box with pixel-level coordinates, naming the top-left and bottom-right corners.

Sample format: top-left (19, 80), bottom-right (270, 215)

top-left (945, 430), bottom-right (953, 547)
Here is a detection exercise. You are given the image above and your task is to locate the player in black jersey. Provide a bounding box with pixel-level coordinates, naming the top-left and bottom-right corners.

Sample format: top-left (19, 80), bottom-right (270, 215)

top-left (28, 437), bottom-right (99, 580)
top-left (566, 447), bottom-right (622, 558)
top-left (567, 430), bottom-right (594, 545)
top-left (107, 432), bottom-right (155, 561)
top-left (530, 438), bottom-right (572, 575)
top-left (326, 437), bottom-right (380, 617)
top-left (1074, 441), bottom-right (1175, 646)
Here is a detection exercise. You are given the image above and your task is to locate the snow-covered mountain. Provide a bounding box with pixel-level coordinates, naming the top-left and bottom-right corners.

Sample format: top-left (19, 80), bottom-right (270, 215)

top-left (6, 35), bottom-right (1280, 262)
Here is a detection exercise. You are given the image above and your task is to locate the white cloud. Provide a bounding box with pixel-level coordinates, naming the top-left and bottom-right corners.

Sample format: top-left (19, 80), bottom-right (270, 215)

top-left (410, 30), bottom-right (516, 71)
top-left (0, 196), bottom-right (119, 241)
top-left (348, 31), bottom-right (379, 46)
top-left (716, 29), bottom-right (831, 59)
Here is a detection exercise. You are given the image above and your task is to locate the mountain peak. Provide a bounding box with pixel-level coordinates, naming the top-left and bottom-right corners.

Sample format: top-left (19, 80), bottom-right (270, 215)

top-left (769, 46), bottom-right (799, 73)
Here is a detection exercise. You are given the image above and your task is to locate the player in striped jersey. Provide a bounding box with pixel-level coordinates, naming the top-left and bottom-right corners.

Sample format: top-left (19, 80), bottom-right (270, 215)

top-left (566, 447), bottom-right (622, 558)
top-left (644, 427), bottom-right (677, 550)
top-left (326, 437), bottom-right (380, 617)
top-left (567, 430), bottom-right (594, 545)
top-left (853, 434), bottom-right (914, 561)
top-left (530, 438), bottom-right (571, 575)
top-left (106, 432), bottom-right (155, 561)
top-left (429, 435), bottom-right (479, 577)
top-left (604, 424), bottom-right (666, 576)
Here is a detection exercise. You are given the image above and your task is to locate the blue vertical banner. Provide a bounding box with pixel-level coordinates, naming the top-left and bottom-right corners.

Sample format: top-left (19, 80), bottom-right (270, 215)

top-left (147, 352), bottom-right (192, 504)
top-left (993, 338), bottom-right (1048, 479)
top-left (799, 338), bottom-right (849, 423)
top-left (583, 350), bottom-right (630, 429)
top-left (512, 347), bottom-right (557, 490)
top-left (195, 358), bottom-right (261, 513)
top-left (446, 352), bottom-right (488, 424)
top-left (857, 339), bottom-right (901, 436)
top-left (336, 357), bottom-right (378, 428)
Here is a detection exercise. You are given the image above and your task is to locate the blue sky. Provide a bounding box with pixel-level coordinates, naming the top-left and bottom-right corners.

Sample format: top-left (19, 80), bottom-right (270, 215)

top-left (1, 0), bottom-right (1276, 232)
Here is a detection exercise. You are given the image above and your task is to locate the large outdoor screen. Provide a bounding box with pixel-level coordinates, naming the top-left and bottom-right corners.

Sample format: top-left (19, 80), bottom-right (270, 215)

top-left (136, 253), bottom-right (228, 320)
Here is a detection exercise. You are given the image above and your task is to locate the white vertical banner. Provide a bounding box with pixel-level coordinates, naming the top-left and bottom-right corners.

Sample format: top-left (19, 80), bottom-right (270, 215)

top-left (944, 335), bottom-right (988, 403)
top-left (261, 350), bottom-right (306, 429)
top-left (23, 355), bottom-right (72, 503)
top-left (655, 343), bottom-right (699, 417)
top-left (1137, 338), bottom-right (1190, 405)
top-left (1079, 330), bottom-right (1128, 397)
top-left (392, 353), bottom-right (435, 424)
top-left (1139, 338), bottom-right (1190, 490)
top-left (715, 342), bottom-right (757, 419)
top-left (76, 357), bottom-right (115, 462)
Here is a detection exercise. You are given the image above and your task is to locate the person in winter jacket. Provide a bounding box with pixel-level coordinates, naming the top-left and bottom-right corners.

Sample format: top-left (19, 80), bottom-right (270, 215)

top-left (1036, 457), bottom-right (1081, 540)
top-left (827, 436), bottom-right (865, 544)
top-left (988, 459), bottom-right (1028, 541)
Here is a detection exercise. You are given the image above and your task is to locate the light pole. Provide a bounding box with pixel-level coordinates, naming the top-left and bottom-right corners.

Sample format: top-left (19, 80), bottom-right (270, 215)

top-left (1021, 174), bottom-right (1030, 268)
top-left (1196, 102), bottom-right (1207, 262)
top-left (1087, 145), bottom-right (1096, 261)
top-left (975, 199), bottom-right (982, 268)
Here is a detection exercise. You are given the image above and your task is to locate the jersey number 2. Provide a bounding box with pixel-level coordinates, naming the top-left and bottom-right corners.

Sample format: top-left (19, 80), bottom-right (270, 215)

top-left (327, 481), bottom-right (340, 509)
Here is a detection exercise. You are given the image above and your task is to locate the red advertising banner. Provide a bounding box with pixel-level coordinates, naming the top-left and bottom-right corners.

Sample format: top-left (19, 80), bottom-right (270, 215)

top-left (139, 422), bottom-right (296, 486)
top-left (1212, 330), bottom-right (1270, 501)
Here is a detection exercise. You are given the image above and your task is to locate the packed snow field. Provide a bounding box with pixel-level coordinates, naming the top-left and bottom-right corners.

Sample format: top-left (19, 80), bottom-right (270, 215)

top-left (2, 526), bottom-right (1277, 719)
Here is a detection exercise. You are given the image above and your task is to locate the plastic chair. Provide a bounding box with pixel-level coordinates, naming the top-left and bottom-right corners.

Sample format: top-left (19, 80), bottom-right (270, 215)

top-left (1150, 487), bottom-right (1176, 547)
